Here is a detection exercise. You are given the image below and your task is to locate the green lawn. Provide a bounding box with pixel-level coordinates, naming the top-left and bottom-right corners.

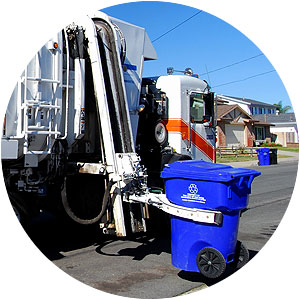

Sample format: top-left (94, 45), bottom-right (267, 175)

top-left (215, 146), bottom-right (298, 163)
top-left (276, 146), bottom-right (299, 152)
top-left (216, 154), bottom-right (291, 163)
top-left (216, 156), bottom-right (258, 163)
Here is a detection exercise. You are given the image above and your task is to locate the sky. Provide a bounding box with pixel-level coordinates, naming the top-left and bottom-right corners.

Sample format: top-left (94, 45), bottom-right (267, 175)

top-left (101, 1), bottom-right (292, 111)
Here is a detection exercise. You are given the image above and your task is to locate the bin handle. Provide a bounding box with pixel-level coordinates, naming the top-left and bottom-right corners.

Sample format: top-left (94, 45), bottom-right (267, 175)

top-left (247, 175), bottom-right (254, 188)
top-left (231, 171), bottom-right (259, 180)
top-left (238, 176), bottom-right (244, 187)
top-left (233, 175), bottom-right (255, 189)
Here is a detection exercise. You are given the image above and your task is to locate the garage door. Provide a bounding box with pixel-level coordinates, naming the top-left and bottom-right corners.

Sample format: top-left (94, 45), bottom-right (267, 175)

top-left (225, 124), bottom-right (245, 147)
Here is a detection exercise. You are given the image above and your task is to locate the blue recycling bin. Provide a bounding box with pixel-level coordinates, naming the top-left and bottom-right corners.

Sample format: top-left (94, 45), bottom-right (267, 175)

top-left (161, 160), bottom-right (260, 278)
top-left (256, 148), bottom-right (270, 165)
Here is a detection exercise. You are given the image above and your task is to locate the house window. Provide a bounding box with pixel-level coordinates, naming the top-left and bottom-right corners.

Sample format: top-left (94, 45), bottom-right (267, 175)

top-left (255, 126), bottom-right (266, 140)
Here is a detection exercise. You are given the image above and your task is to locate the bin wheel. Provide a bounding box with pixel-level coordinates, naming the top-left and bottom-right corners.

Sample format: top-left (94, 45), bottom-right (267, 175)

top-left (235, 241), bottom-right (250, 269)
top-left (196, 247), bottom-right (226, 279)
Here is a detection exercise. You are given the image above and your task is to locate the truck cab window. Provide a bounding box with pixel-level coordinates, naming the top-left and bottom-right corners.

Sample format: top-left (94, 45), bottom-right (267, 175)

top-left (190, 93), bottom-right (205, 123)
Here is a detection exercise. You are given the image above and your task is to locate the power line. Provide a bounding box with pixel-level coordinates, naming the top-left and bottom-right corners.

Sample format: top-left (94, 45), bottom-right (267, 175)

top-left (149, 11), bottom-right (273, 91)
top-left (212, 70), bottom-right (276, 88)
top-left (151, 10), bottom-right (203, 43)
top-left (149, 10), bottom-right (265, 79)
top-left (199, 53), bottom-right (264, 76)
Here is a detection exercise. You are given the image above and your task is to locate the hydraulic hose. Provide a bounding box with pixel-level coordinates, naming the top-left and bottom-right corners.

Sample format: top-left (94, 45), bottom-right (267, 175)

top-left (61, 177), bottom-right (115, 225)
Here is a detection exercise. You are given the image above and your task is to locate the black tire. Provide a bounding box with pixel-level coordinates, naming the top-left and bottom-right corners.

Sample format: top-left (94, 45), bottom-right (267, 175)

top-left (9, 192), bottom-right (32, 229)
top-left (154, 120), bottom-right (168, 146)
top-left (196, 247), bottom-right (226, 279)
top-left (11, 204), bottom-right (28, 228)
top-left (235, 241), bottom-right (250, 269)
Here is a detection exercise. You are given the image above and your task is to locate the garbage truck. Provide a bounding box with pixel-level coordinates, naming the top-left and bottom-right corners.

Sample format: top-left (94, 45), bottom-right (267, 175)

top-left (1, 11), bottom-right (260, 278)
top-left (1, 11), bottom-right (216, 229)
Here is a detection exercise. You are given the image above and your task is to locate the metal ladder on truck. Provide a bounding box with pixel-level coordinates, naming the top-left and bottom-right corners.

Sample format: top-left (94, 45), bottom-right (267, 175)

top-left (20, 48), bottom-right (62, 167)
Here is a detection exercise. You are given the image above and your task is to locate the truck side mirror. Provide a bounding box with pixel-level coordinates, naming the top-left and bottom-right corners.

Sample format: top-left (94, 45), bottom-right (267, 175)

top-left (202, 116), bottom-right (212, 127)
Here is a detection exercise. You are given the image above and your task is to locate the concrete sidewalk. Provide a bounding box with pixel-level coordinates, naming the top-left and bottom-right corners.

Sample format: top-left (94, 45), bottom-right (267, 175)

top-left (222, 150), bottom-right (299, 168)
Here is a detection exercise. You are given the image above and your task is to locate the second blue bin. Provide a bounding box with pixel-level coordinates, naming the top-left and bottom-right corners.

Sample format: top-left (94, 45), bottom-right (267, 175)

top-left (161, 160), bottom-right (260, 278)
top-left (256, 148), bottom-right (270, 165)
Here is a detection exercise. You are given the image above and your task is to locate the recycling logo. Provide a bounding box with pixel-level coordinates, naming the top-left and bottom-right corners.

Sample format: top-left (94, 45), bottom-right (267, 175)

top-left (181, 183), bottom-right (206, 204)
top-left (188, 184), bottom-right (198, 194)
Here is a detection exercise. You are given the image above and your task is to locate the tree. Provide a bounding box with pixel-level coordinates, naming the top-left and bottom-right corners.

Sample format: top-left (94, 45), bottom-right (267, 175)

top-left (273, 101), bottom-right (292, 113)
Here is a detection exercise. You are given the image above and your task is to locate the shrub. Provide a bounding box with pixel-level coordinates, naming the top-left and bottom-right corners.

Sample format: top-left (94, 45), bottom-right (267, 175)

top-left (260, 142), bottom-right (282, 147)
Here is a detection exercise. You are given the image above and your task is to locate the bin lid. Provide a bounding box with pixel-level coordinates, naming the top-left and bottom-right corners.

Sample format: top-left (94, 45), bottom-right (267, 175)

top-left (161, 160), bottom-right (261, 182)
top-left (256, 148), bottom-right (270, 153)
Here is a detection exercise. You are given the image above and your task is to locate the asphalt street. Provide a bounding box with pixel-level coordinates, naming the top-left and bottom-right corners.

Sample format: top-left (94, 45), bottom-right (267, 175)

top-left (25, 154), bottom-right (298, 298)
top-left (238, 162), bottom-right (297, 252)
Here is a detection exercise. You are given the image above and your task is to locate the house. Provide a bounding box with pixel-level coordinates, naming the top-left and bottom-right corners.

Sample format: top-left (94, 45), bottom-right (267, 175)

top-left (252, 118), bottom-right (274, 145)
top-left (216, 103), bottom-right (258, 147)
top-left (216, 95), bottom-right (277, 115)
top-left (215, 95), bottom-right (274, 147)
top-left (254, 113), bottom-right (298, 146)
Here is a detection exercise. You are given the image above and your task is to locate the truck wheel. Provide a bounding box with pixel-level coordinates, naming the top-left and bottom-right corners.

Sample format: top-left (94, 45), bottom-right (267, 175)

top-left (12, 205), bottom-right (22, 222)
top-left (9, 192), bottom-right (30, 228)
top-left (154, 121), bottom-right (167, 146)
top-left (196, 247), bottom-right (226, 279)
top-left (235, 241), bottom-right (250, 269)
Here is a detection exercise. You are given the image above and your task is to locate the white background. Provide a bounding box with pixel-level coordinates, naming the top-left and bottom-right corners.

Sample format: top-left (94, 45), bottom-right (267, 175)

top-left (0, 1), bottom-right (299, 299)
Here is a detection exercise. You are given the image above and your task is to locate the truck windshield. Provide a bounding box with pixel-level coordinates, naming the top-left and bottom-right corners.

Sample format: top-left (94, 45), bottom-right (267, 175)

top-left (190, 93), bottom-right (205, 123)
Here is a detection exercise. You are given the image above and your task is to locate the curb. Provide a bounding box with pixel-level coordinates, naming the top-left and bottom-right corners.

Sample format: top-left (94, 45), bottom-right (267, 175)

top-left (175, 283), bottom-right (209, 296)
top-left (222, 156), bottom-right (298, 168)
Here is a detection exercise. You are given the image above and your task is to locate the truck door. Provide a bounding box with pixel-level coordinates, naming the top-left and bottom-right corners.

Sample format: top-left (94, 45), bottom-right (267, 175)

top-left (189, 92), bottom-right (215, 162)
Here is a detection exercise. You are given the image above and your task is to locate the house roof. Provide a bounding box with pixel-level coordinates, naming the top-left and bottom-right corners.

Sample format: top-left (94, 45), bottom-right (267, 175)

top-left (217, 104), bottom-right (275, 127)
top-left (217, 104), bottom-right (255, 121)
top-left (254, 113), bottom-right (297, 123)
top-left (217, 104), bottom-right (237, 119)
top-left (220, 95), bottom-right (277, 108)
top-left (253, 120), bottom-right (274, 126)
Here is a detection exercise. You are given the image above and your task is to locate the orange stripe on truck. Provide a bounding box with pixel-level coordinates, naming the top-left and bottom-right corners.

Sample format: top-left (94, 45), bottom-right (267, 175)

top-left (163, 119), bottom-right (215, 161)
